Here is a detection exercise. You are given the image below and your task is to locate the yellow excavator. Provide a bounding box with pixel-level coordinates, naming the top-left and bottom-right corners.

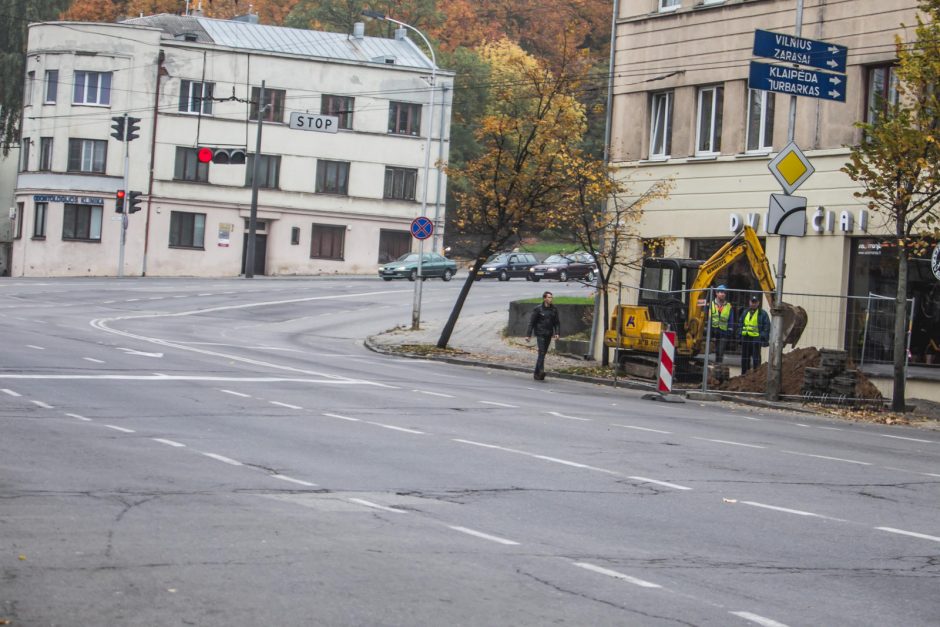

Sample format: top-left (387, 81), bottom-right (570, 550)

top-left (604, 226), bottom-right (808, 379)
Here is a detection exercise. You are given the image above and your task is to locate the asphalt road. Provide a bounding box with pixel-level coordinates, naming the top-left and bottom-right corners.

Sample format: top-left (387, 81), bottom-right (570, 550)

top-left (1, 276), bottom-right (938, 626)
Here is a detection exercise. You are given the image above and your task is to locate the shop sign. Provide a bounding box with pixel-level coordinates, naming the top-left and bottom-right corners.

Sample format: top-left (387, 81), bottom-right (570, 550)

top-left (218, 222), bottom-right (233, 247)
top-left (33, 194), bottom-right (103, 205)
top-left (932, 244), bottom-right (940, 281)
top-left (856, 241), bottom-right (882, 256)
top-left (729, 208), bottom-right (868, 235)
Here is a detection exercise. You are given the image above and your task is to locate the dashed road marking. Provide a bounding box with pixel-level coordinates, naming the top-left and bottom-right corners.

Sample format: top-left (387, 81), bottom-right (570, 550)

top-left (30, 400), bottom-right (53, 409)
top-left (273, 474), bottom-right (317, 487)
top-left (220, 389), bottom-right (251, 398)
top-left (270, 401), bottom-right (302, 410)
top-left (877, 434), bottom-right (934, 444)
top-left (26, 345), bottom-right (45, 350)
top-left (153, 438), bottom-right (186, 447)
top-left (83, 357), bottom-right (105, 363)
top-left (875, 527), bottom-right (940, 543)
top-left (741, 500), bottom-right (841, 520)
top-left (612, 424), bottom-right (672, 434)
top-left (730, 611), bottom-right (790, 627)
top-left (202, 452), bottom-right (243, 466)
top-left (781, 450), bottom-right (871, 466)
top-left (349, 498), bottom-right (406, 513)
top-left (66, 413), bottom-right (92, 421)
top-left (453, 439), bottom-right (618, 476)
top-left (479, 401), bottom-right (518, 408)
top-left (367, 422), bottom-right (425, 435)
top-left (103, 425), bottom-right (135, 433)
top-left (547, 411), bottom-right (591, 422)
top-left (1, 389), bottom-right (21, 397)
top-left (323, 412), bottom-right (360, 422)
top-left (414, 390), bottom-right (455, 398)
top-left (448, 525), bottom-right (519, 546)
top-left (628, 476), bottom-right (692, 491)
top-left (572, 562), bottom-right (662, 588)
top-left (694, 437), bottom-right (765, 449)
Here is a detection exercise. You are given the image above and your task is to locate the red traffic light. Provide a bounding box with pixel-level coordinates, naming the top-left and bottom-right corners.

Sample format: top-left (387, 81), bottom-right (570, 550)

top-left (116, 190), bottom-right (126, 200)
top-left (197, 147), bottom-right (214, 163)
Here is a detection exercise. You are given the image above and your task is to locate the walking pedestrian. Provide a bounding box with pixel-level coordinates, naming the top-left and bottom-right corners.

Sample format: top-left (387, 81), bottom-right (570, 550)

top-left (740, 294), bottom-right (770, 375)
top-left (710, 285), bottom-right (733, 364)
top-left (525, 291), bottom-right (560, 381)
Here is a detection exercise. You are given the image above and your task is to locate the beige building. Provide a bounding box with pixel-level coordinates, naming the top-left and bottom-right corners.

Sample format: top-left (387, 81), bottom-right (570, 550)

top-left (608, 0), bottom-right (940, 389)
top-left (11, 14), bottom-right (452, 278)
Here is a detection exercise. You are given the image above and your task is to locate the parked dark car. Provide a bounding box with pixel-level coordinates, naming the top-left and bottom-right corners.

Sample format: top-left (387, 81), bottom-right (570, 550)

top-left (528, 252), bottom-right (597, 282)
top-left (378, 252), bottom-right (457, 281)
top-left (476, 252), bottom-right (539, 281)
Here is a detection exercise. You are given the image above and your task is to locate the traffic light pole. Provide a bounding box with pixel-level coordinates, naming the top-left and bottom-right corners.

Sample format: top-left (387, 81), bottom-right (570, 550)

top-left (118, 113), bottom-right (129, 278)
top-left (245, 81), bottom-right (265, 279)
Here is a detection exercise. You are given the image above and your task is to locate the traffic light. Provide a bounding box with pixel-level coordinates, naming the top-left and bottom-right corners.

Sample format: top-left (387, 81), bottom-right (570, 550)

top-left (126, 116), bottom-right (141, 142)
top-left (197, 147), bottom-right (247, 165)
top-left (127, 191), bottom-right (143, 214)
top-left (111, 116), bottom-right (125, 141)
top-left (115, 189), bottom-right (126, 213)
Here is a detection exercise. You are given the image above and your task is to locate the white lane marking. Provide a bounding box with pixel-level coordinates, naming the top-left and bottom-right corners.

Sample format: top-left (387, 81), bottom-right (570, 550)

top-left (780, 450), bottom-right (871, 466)
top-left (103, 425), bottom-right (135, 433)
top-left (0, 374), bottom-right (365, 383)
top-left (117, 347), bottom-right (164, 358)
top-left (694, 437), bottom-right (766, 449)
top-left (795, 423), bottom-right (811, 428)
top-left (202, 452), bottom-right (243, 466)
top-left (172, 295), bottom-right (186, 299)
top-left (66, 413), bottom-right (92, 421)
top-left (742, 416), bottom-right (762, 421)
top-left (572, 562), bottom-right (662, 588)
top-left (628, 476), bottom-right (693, 491)
top-left (102, 300), bottom-right (116, 304)
top-left (323, 412), bottom-right (360, 422)
top-left (367, 422), bottom-right (425, 435)
top-left (82, 357), bottom-right (105, 363)
top-left (349, 498), bottom-right (407, 513)
top-left (30, 400), bottom-right (54, 409)
top-left (198, 293), bottom-right (213, 297)
top-left (448, 525), bottom-right (519, 546)
top-left (875, 527), bottom-right (940, 543)
top-left (479, 401), bottom-right (518, 408)
top-left (153, 438), bottom-right (186, 447)
top-left (547, 411), bottom-right (591, 422)
top-left (26, 345), bottom-right (45, 350)
top-left (270, 401), bottom-right (303, 410)
top-left (878, 434), bottom-right (934, 444)
top-left (612, 424), bottom-right (672, 434)
top-left (741, 501), bottom-right (842, 521)
top-left (220, 389), bottom-right (251, 398)
top-left (816, 426), bottom-right (842, 431)
top-left (414, 390), bottom-right (455, 398)
top-left (730, 611), bottom-right (790, 627)
top-left (273, 474), bottom-right (317, 487)
top-left (453, 439), bottom-right (618, 476)
top-left (1, 388), bottom-right (21, 397)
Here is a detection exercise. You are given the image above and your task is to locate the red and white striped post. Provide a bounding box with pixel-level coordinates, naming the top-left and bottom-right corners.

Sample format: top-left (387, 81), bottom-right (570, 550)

top-left (658, 331), bottom-right (677, 394)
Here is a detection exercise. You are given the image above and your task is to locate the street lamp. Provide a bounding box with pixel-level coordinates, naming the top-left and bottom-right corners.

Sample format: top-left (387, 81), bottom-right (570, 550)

top-left (363, 10), bottom-right (438, 330)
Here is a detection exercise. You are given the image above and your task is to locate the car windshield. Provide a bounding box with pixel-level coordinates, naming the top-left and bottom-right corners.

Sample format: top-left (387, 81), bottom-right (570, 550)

top-left (395, 253), bottom-right (419, 263)
top-left (485, 254), bottom-right (509, 264)
top-left (543, 254), bottom-right (570, 264)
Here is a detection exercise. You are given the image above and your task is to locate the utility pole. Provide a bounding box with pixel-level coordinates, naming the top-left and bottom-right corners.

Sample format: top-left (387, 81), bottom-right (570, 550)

top-left (245, 80), bottom-right (265, 279)
top-left (767, 0), bottom-right (804, 401)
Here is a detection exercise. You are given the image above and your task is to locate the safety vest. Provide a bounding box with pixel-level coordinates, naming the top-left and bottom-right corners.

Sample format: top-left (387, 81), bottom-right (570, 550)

top-left (710, 302), bottom-right (731, 331)
top-left (742, 309), bottom-right (760, 337)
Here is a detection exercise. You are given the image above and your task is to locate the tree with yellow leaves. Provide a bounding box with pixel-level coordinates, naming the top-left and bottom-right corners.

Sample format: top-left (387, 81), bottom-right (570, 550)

top-left (843, 0), bottom-right (940, 411)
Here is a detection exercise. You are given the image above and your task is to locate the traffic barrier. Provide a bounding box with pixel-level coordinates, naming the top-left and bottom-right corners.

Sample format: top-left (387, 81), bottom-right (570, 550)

top-left (658, 331), bottom-right (676, 393)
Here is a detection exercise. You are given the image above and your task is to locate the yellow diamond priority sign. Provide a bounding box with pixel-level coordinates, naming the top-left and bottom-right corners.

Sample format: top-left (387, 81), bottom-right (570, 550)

top-left (768, 141), bottom-right (814, 195)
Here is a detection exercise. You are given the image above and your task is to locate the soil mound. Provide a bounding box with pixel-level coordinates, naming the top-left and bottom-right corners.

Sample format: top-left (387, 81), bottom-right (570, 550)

top-left (718, 347), bottom-right (883, 400)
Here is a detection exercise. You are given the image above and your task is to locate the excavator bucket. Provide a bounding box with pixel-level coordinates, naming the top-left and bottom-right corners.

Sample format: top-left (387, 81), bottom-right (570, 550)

top-left (778, 302), bottom-right (809, 347)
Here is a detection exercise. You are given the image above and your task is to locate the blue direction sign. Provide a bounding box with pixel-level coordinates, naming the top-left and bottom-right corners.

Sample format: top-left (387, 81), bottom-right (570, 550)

top-left (753, 29), bottom-right (847, 74)
top-left (748, 60), bottom-right (846, 102)
top-left (410, 216), bottom-right (434, 240)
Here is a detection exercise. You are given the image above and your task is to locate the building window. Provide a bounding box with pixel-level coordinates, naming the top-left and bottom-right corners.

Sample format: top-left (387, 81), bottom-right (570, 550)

top-left (44, 70), bottom-right (58, 103)
top-left (866, 64), bottom-right (899, 123)
top-left (250, 87), bottom-right (285, 122)
top-left (322, 94), bottom-right (354, 130)
top-left (174, 147), bottom-right (209, 182)
top-left (384, 166), bottom-right (418, 200)
top-left (643, 238), bottom-right (664, 258)
top-left (39, 137), bottom-right (53, 171)
top-left (24, 71), bottom-right (35, 107)
top-left (659, 0), bottom-right (680, 11)
top-left (179, 80), bottom-right (214, 114)
top-left (245, 154), bottom-right (281, 189)
top-left (649, 91), bottom-right (672, 159)
top-left (14, 202), bottom-right (24, 240)
top-left (62, 203), bottom-right (103, 241)
top-left (378, 229), bottom-right (411, 263)
top-left (19, 141), bottom-right (29, 172)
top-left (746, 89), bottom-right (775, 153)
top-left (696, 86), bottom-right (723, 155)
top-left (388, 101), bottom-right (421, 136)
top-left (291, 227), bottom-right (301, 245)
top-left (67, 139), bottom-right (107, 173)
top-left (33, 202), bottom-right (47, 239)
top-left (169, 211), bottom-right (206, 248)
top-left (310, 223), bottom-right (345, 260)
top-left (316, 160), bottom-right (350, 195)
top-left (72, 71), bottom-right (112, 105)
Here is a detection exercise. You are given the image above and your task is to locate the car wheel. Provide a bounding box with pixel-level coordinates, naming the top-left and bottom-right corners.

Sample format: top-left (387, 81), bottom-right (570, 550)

top-left (586, 270), bottom-right (594, 282)
top-left (559, 270), bottom-right (568, 282)
top-left (498, 270), bottom-right (509, 282)
top-left (442, 269), bottom-right (453, 281)
top-left (408, 269), bottom-right (417, 281)
top-left (531, 277), bottom-right (540, 282)
top-left (383, 277), bottom-right (393, 281)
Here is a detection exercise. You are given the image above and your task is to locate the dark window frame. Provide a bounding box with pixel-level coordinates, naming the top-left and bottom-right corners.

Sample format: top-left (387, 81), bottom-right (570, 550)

top-left (44, 70), bottom-right (58, 103)
top-left (67, 138), bottom-right (107, 173)
top-left (378, 229), bottom-right (411, 263)
top-left (322, 94), bottom-right (354, 130)
top-left (388, 101), bottom-right (422, 136)
top-left (33, 202), bottom-right (47, 239)
top-left (291, 226), bottom-right (301, 245)
top-left (245, 154), bottom-right (281, 189)
top-left (169, 210), bottom-right (206, 249)
top-left (72, 70), bottom-right (112, 106)
top-left (173, 147), bottom-right (209, 182)
top-left (62, 203), bottom-right (103, 241)
top-left (310, 223), bottom-right (346, 260)
top-left (316, 159), bottom-right (350, 195)
top-left (13, 202), bottom-right (24, 240)
top-left (39, 137), bottom-right (53, 171)
top-left (250, 87), bottom-right (286, 122)
top-left (178, 79), bottom-right (214, 115)
top-left (866, 63), bottom-right (899, 124)
top-left (384, 166), bottom-right (418, 200)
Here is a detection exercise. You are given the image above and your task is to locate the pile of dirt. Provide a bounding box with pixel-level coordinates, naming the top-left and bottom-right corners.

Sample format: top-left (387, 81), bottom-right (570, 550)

top-left (718, 347), bottom-right (883, 400)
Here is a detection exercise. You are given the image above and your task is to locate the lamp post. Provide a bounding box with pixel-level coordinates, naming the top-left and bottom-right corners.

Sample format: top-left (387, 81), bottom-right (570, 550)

top-left (363, 10), bottom-right (437, 330)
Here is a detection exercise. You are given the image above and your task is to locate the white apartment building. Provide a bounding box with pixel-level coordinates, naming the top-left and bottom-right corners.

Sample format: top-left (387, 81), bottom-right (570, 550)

top-left (11, 14), bottom-right (452, 277)
top-left (609, 0), bottom-right (940, 388)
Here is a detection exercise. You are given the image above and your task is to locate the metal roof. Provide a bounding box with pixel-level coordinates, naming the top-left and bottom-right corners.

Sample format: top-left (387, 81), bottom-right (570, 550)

top-left (124, 14), bottom-right (435, 71)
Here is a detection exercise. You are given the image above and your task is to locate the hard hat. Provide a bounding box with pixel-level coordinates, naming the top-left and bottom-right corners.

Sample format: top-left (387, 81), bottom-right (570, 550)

top-left (749, 294), bottom-right (760, 302)
top-left (716, 284), bottom-right (727, 291)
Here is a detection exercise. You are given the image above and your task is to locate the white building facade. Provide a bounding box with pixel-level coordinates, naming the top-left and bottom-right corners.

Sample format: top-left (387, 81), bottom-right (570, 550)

top-left (11, 14), bottom-right (452, 277)
top-left (609, 0), bottom-right (940, 389)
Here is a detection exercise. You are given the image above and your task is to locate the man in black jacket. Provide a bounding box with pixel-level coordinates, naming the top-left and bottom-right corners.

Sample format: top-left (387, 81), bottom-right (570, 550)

top-left (526, 291), bottom-right (560, 380)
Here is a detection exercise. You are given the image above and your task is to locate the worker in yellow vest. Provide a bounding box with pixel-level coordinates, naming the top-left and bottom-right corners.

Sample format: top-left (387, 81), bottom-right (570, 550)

top-left (709, 285), bottom-right (733, 363)
top-left (740, 294), bottom-right (771, 374)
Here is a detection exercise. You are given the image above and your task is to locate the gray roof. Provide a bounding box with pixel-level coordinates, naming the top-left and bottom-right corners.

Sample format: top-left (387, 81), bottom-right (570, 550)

top-left (123, 14), bottom-right (435, 71)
